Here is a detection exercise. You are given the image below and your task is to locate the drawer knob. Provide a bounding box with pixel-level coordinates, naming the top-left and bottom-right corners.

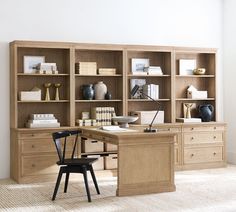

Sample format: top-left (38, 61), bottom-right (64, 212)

top-left (191, 153), bottom-right (194, 157)
top-left (31, 134), bottom-right (35, 137)
top-left (31, 145), bottom-right (35, 148)
top-left (32, 164), bottom-right (35, 167)
top-left (214, 127), bottom-right (217, 130)
top-left (168, 128), bottom-right (171, 131)
top-left (213, 152), bottom-right (216, 156)
top-left (191, 137), bottom-right (194, 140)
top-left (213, 136), bottom-right (216, 139)
top-left (191, 127), bottom-right (194, 131)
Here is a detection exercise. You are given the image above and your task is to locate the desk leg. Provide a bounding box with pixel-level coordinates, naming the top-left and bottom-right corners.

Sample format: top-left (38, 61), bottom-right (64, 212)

top-left (116, 135), bottom-right (176, 196)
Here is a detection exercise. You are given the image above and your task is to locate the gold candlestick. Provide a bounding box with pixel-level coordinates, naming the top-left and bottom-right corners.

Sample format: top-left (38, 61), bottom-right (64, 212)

top-left (54, 83), bottom-right (61, 101)
top-left (44, 83), bottom-right (51, 101)
top-left (184, 103), bottom-right (193, 119)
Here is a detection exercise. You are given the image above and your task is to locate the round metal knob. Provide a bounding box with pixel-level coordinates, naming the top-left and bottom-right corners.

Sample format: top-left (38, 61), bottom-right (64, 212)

top-left (31, 145), bottom-right (35, 148)
top-left (191, 137), bottom-right (194, 140)
top-left (191, 127), bottom-right (194, 131)
top-left (191, 153), bottom-right (194, 157)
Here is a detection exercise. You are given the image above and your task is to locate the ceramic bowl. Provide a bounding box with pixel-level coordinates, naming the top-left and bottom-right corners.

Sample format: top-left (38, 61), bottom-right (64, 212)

top-left (112, 116), bottom-right (139, 128)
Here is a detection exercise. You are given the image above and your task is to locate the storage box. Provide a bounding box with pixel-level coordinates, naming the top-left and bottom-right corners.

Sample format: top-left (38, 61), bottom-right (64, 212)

top-left (104, 154), bottom-right (117, 170)
top-left (87, 155), bottom-right (104, 170)
top-left (130, 110), bottom-right (164, 124)
top-left (82, 139), bottom-right (104, 153)
top-left (105, 143), bottom-right (117, 151)
top-left (19, 90), bottom-right (41, 101)
top-left (187, 90), bottom-right (208, 99)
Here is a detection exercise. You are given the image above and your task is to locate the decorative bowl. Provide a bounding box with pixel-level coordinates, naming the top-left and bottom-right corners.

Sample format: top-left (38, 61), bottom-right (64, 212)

top-left (193, 68), bottom-right (206, 75)
top-left (112, 116), bottom-right (139, 128)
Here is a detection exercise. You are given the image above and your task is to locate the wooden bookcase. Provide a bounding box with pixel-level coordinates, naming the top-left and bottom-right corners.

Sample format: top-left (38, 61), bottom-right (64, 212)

top-left (10, 41), bottom-right (226, 183)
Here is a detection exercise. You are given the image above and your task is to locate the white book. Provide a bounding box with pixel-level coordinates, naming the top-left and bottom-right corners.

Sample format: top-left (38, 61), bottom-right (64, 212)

top-left (176, 118), bottom-right (202, 123)
top-left (28, 119), bottom-right (58, 124)
top-left (30, 114), bottom-right (55, 120)
top-left (26, 122), bottom-right (60, 128)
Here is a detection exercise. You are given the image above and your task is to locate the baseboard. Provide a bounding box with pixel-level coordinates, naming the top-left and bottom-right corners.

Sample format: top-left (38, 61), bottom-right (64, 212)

top-left (227, 151), bottom-right (236, 164)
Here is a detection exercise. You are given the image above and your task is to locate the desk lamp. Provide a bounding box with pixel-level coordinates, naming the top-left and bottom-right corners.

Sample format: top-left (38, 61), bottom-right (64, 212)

top-left (130, 84), bottom-right (161, 133)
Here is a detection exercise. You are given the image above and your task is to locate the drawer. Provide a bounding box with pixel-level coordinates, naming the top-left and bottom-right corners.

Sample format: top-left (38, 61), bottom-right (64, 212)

top-left (19, 132), bottom-right (53, 139)
top-left (22, 155), bottom-right (58, 176)
top-left (105, 143), bottom-right (117, 152)
top-left (87, 155), bottom-right (104, 171)
top-left (183, 125), bottom-right (225, 132)
top-left (21, 137), bottom-right (76, 154)
top-left (175, 148), bottom-right (180, 165)
top-left (184, 147), bottom-right (223, 164)
top-left (82, 139), bottom-right (104, 153)
top-left (158, 126), bottom-right (181, 133)
top-left (104, 154), bottom-right (117, 170)
top-left (184, 132), bottom-right (223, 145)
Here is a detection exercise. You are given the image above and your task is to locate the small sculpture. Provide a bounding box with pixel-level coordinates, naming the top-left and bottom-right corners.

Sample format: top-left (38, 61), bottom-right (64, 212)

top-left (54, 83), bottom-right (61, 101)
top-left (184, 103), bottom-right (193, 119)
top-left (44, 83), bottom-right (51, 101)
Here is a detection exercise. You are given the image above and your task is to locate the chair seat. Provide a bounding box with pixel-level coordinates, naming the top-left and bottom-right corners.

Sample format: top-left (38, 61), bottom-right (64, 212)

top-left (56, 158), bottom-right (98, 166)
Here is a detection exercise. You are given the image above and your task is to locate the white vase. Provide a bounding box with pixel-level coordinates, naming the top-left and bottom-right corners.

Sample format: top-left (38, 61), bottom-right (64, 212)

top-left (94, 81), bottom-right (107, 100)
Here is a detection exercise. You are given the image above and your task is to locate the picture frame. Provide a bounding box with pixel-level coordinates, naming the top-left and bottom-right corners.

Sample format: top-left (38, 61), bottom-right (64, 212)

top-left (131, 58), bottom-right (149, 75)
top-left (24, 56), bottom-right (45, 73)
top-left (179, 59), bottom-right (196, 75)
top-left (130, 78), bottom-right (146, 99)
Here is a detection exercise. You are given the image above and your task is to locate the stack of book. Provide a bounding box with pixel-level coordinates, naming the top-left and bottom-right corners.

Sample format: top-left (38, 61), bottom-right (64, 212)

top-left (76, 119), bottom-right (97, 126)
top-left (144, 66), bottom-right (163, 75)
top-left (26, 114), bottom-right (60, 128)
top-left (142, 84), bottom-right (159, 100)
top-left (91, 107), bottom-right (116, 126)
top-left (75, 62), bottom-right (97, 75)
top-left (98, 68), bottom-right (116, 75)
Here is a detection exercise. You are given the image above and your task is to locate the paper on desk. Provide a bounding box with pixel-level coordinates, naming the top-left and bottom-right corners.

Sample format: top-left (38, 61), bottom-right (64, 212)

top-left (100, 126), bottom-right (136, 132)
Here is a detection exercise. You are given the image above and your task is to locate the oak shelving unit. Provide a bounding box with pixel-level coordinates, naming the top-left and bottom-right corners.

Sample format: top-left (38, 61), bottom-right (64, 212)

top-left (10, 41), bottom-right (226, 183)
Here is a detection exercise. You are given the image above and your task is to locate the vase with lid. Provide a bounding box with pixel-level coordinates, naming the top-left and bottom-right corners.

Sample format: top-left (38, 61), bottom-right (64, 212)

top-left (94, 81), bottom-right (107, 100)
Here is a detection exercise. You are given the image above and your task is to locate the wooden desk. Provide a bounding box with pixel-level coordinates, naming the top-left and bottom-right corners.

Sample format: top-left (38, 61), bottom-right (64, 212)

top-left (79, 127), bottom-right (176, 196)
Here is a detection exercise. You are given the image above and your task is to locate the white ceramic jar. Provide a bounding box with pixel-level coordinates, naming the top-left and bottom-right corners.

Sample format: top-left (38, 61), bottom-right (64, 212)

top-left (94, 81), bottom-right (107, 100)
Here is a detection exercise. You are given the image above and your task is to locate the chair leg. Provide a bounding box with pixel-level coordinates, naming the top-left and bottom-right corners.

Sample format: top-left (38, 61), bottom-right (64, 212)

top-left (52, 168), bottom-right (63, 201)
top-left (89, 165), bottom-right (100, 194)
top-left (82, 166), bottom-right (91, 202)
top-left (64, 172), bottom-right (70, 193)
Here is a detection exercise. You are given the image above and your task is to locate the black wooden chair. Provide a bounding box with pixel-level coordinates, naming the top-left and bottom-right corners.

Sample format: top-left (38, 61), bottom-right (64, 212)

top-left (52, 130), bottom-right (100, 202)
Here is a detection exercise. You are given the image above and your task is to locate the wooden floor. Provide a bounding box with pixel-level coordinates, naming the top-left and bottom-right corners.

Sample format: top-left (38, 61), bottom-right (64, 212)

top-left (1, 165), bottom-right (236, 211)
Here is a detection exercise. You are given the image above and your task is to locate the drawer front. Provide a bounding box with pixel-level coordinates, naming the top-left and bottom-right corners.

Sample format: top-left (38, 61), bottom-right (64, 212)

top-left (21, 137), bottom-right (76, 154)
top-left (19, 132), bottom-right (53, 139)
top-left (105, 154), bottom-right (117, 170)
top-left (184, 132), bottom-right (223, 145)
top-left (184, 147), bottom-right (223, 164)
top-left (22, 155), bottom-right (58, 176)
top-left (183, 125), bottom-right (225, 132)
top-left (105, 143), bottom-right (117, 152)
top-left (22, 139), bottom-right (55, 153)
top-left (158, 126), bottom-right (181, 133)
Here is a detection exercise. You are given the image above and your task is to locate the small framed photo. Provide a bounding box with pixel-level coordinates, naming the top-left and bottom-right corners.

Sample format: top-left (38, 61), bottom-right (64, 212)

top-left (24, 56), bottom-right (45, 73)
top-left (179, 59), bottom-right (196, 75)
top-left (131, 58), bottom-right (149, 75)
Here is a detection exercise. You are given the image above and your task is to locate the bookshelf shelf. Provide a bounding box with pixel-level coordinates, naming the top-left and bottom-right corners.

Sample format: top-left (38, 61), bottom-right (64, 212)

top-left (17, 73), bottom-right (69, 77)
top-left (75, 99), bottom-right (122, 103)
top-left (75, 74), bottom-right (122, 77)
top-left (17, 100), bottom-right (69, 103)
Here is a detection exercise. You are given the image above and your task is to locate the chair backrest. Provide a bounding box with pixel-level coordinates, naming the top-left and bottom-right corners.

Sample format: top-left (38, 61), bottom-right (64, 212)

top-left (52, 130), bottom-right (81, 163)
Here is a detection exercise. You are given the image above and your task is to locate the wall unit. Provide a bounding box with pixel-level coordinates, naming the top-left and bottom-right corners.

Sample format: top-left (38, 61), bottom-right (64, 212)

top-left (10, 41), bottom-right (226, 183)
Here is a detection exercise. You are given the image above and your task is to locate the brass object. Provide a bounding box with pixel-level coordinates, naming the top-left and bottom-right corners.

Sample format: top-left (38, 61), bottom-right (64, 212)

top-left (44, 83), bottom-right (51, 101)
top-left (193, 68), bottom-right (206, 75)
top-left (54, 83), bottom-right (61, 101)
top-left (184, 103), bottom-right (193, 118)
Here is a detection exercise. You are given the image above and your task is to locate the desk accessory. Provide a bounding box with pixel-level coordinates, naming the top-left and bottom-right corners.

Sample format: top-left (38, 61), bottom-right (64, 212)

top-left (131, 84), bottom-right (161, 132)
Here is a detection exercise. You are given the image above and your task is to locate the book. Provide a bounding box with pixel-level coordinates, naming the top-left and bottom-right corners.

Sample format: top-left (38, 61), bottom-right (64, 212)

top-left (26, 122), bottom-right (60, 128)
top-left (30, 114), bottom-right (55, 120)
top-left (176, 118), bottom-right (202, 123)
top-left (28, 119), bottom-right (58, 124)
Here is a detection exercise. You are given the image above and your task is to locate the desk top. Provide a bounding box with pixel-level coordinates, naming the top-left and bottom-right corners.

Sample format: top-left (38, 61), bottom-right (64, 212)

top-left (79, 126), bottom-right (176, 145)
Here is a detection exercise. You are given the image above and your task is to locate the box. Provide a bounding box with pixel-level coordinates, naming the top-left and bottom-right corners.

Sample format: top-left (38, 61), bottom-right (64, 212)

top-left (104, 154), bottom-right (117, 170)
top-left (130, 111), bottom-right (164, 125)
top-left (82, 139), bottom-right (104, 153)
top-left (87, 155), bottom-right (104, 170)
top-left (19, 90), bottom-right (41, 101)
top-left (187, 90), bottom-right (208, 99)
top-left (105, 143), bottom-right (117, 151)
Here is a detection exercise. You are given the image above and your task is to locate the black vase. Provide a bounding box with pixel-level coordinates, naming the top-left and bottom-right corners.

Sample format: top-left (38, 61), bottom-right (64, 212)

top-left (198, 104), bottom-right (214, 122)
top-left (82, 84), bottom-right (94, 100)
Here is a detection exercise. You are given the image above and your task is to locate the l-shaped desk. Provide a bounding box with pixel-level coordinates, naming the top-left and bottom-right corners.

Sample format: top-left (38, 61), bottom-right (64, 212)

top-left (79, 126), bottom-right (176, 196)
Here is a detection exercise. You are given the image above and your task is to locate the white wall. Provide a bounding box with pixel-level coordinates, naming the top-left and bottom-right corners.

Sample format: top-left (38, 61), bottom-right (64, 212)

top-left (223, 0), bottom-right (236, 163)
top-left (0, 0), bottom-right (223, 179)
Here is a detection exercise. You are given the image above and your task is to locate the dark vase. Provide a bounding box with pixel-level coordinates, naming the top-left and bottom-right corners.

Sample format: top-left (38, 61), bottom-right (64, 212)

top-left (82, 84), bottom-right (94, 100)
top-left (198, 104), bottom-right (214, 122)
top-left (105, 91), bottom-right (112, 100)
